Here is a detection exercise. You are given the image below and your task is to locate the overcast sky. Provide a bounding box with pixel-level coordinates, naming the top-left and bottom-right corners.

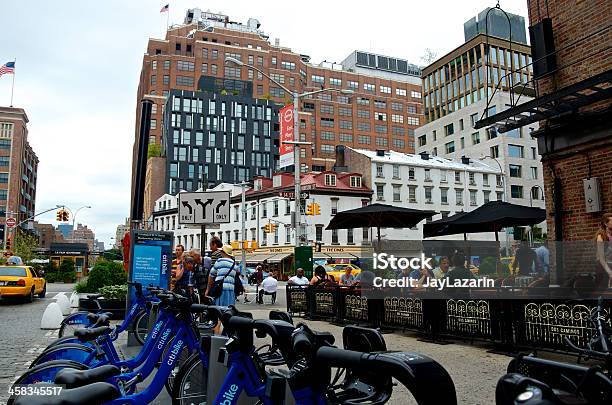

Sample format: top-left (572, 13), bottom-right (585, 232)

top-left (0, 0), bottom-right (528, 247)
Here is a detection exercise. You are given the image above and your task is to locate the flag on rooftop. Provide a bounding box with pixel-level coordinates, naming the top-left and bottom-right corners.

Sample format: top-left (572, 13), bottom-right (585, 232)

top-left (160, 4), bottom-right (169, 13)
top-left (0, 61), bottom-right (15, 77)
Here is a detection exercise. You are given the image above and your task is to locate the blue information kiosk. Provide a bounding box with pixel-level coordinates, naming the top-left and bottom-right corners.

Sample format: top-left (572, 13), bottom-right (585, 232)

top-left (127, 230), bottom-right (173, 345)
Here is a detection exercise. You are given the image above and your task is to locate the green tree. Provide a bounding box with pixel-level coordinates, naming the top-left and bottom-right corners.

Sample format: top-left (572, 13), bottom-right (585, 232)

top-left (147, 143), bottom-right (161, 159)
top-left (14, 229), bottom-right (39, 263)
top-left (102, 248), bottom-right (123, 261)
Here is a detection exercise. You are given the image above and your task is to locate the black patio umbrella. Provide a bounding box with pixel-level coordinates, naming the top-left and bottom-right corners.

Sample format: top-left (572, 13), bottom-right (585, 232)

top-left (326, 203), bottom-right (436, 245)
top-left (423, 200), bottom-right (546, 240)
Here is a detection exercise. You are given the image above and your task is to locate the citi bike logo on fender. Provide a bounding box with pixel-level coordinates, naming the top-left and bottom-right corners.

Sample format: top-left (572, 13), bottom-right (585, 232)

top-left (166, 339), bottom-right (184, 366)
top-left (150, 320), bottom-right (163, 340)
top-left (220, 384), bottom-right (239, 405)
top-left (157, 328), bottom-right (171, 350)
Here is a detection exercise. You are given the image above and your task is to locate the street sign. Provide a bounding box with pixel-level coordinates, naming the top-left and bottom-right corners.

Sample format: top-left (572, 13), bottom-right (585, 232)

top-left (278, 191), bottom-right (309, 200)
top-left (279, 104), bottom-right (294, 168)
top-left (178, 191), bottom-right (231, 225)
top-left (6, 217), bottom-right (16, 228)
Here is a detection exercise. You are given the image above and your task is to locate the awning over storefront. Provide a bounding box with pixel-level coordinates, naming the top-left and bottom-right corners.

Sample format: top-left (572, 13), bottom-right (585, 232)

top-left (267, 253), bottom-right (293, 263)
top-left (314, 252), bottom-right (360, 260)
top-left (244, 253), bottom-right (277, 264)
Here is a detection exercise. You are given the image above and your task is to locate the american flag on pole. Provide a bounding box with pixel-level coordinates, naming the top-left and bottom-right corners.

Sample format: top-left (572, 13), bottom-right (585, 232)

top-left (160, 4), bottom-right (169, 13)
top-left (0, 61), bottom-right (15, 77)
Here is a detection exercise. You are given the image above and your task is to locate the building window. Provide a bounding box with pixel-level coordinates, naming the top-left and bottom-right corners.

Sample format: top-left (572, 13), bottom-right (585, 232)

top-left (418, 135), bottom-right (427, 147)
top-left (347, 80), bottom-right (358, 89)
top-left (392, 185), bottom-right (401, 201)
top-left (375, 136), bottom-right (388, 146)
top-left (444, 123), bottom-right (454, 136)
top-left (407, 117), bottom-right (420, 126)
top-left (331, 199), bottom-right (338, 215)
top-left (441, 188), bottom-right (448, 204)
top-left (411, 91), bottom-right (422, 99)
top-left (509, 164), bottom-right (522, 178)
top-left (456, 189), bottom-right (464, 205)
top-left (176, 76), bottom-right (194, 86)
top-left (320, 118), bottom-right (334, 128)
top-left (396, 88), bottom-right (407, 96)
top-left (320, 144), bottom-right (335, 154)
top-left (490, 145), bottom-right (499, 158)
top-left (391, 114), bottom-right (403, 123)
top-left (358, 135), bottom-right (371, 144)
top-left (349, 176), bottom-right (362, 188)
top-left (425, 187), bottom-right (433, 203)
top-left (376, 184), bottom-right (385, 200)
top-left (392, 164), bottom-right (400, 179)
top-left (331, 229), bottom-right (339, 244)
top-left (376, 164), bottom-right (384, 178)
top-left (511, 185), bottom-right (524, 199)
top-left (470, 112), bottom-right (479, 128)
top-left (329, 77), bottom-right (342, 86)
top-left (469, 172), bottom-right (476, 185)
top-left (531, 186), bottom-right (541, 200)
top-left (471, 132), bottom-right (480, 145)
top-left (486, 127), bottom-right (497, 140)
top-left (408, 186), bottom-right (417, 203)
top-left (531, 147), bottom-right (538, 160)
top-left (324, 174), bottom-right (336, 186)
top-left (177, 60), bottom-right (195, 71)
top-left (483, 190), bottom-right (491, 203)
top-left (470, 190), bottom-right (477, 206)
top-left (311, 75), bottom-right (324, 84)
top-left (455, 171), bottom-right (462, 183)
top-left (363, 83), bottom-right (375, 92)
top-left (445, 141), bottom-right (455, 154)
top-left (530, 167), bottom-right (538, 180)
top-left (407, 167), bottom-right (415, 180)
top-left (508, 144), bottom-right (524, 158)
top-left (380, 85), bottom-right (391, 94)
top-left (315, 226), bottom-right (323, 242)
top-left (0, 173), bottom-right (8, 183)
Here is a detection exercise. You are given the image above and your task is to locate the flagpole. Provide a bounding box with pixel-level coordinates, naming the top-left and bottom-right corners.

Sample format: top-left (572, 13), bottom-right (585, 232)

top-left (166, 8), bottom-right (169, 31)
top-left (10, 59), bottom-right (16, 107)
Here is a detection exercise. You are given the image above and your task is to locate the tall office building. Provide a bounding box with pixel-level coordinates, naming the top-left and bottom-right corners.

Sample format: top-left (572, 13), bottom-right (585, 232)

top-left (163, 77), bottom-right (280, 193)
top-left (133, 8), bottom-right (423, 222)
top-left (0, 106), bottom-right (38, 243)
top-left (415, 9), bottom-right (545, 212)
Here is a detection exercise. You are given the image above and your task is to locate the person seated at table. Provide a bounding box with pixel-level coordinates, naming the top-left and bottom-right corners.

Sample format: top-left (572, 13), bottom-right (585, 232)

top-left (432, 256), bottom-right (450, 279)
top-left (513, 240), bottom-right (537, 276)
top-left (258, 271), bottom-right (278, 304)
top-left (408, 264), bottom-right (435, 288)
top-left (288, 267), bottom-right (309, 287)
top-left (310, 265), bottom-right (336, 286)
top-left (445, 253), bottom-right (476, 283)
top-left (352, 270), bottom-right (375, 288)
top-left (340, 266), bottom-right (356, 286)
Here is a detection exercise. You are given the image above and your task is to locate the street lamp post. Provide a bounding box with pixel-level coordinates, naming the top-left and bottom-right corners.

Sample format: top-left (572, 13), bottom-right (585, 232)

top-left (62, 205), bottom-right (92, 242)
top-left (224, 57), bottom-right (354, 247)
top-left (480, 156), bottom-right (510, 253)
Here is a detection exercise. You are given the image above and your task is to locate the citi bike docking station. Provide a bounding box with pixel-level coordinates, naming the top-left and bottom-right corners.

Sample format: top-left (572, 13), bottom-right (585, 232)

top-left (8, 284), bottom-right (612, 404)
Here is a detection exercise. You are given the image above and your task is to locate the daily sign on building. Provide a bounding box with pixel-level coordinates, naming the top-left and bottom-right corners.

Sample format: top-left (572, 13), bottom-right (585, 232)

top-left (279, 104), bottom-right (294, 168)
top-left (178, 191), bottom-right (231, 224)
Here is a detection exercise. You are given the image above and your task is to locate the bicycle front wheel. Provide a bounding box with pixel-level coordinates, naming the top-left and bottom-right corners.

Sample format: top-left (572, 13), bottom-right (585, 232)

top-left (131, 310), bottom-right (149, 345)
top-left (172, 353), bottom-right (208, 405)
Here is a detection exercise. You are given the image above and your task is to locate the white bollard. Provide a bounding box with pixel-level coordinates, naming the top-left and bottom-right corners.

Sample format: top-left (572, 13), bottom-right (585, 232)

top-left (55, 293), bottom-right (71, 316)
top-left (41, 302), bottom-right (64, 329)
top-left (69, 291), bottom-right (79, 308)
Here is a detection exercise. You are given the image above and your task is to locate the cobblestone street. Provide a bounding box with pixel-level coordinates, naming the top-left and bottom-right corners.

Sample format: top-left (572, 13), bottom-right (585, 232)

top-left (0, 283), bottom-right (73, 403)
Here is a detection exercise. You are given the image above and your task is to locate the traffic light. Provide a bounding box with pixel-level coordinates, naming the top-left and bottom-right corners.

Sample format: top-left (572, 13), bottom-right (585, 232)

top-left (62, 210), bottom-right (69, 222)
top-left (313, 202), bottom-right (321, 216)
top-left (251, 240), bottom-right (257, 250)
top-left (231, 241), bottom-right (239, 250)
top-left (5, 236), bottom-right (11, 251)
top-left (242, 240), bottom-right (248, 250)
top-left (305, 203), bottom-right (314, 216)
top-left (263, 223), bottom-right (270, 233)
top-left (271, 223), bottom-right (278, 233)
top-left (56, 210), bottom-right (63, 221)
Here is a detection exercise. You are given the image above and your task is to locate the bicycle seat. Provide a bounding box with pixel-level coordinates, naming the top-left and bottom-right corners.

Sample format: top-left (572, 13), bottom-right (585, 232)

top-left (269, 310), bottom-right (294, 325)
top-left (342, 325), bottom-right (387, 352)
top-left (86, 312), bottom-right (113, 323)
top-left (74, 326), bottom-right (113, 342)
top-left (316, 348), bottom-right (458, 405)
top-left (12, 382), bottom-right (120, 405)
top-left (87, 294), bottom-right (103, 300)
top-left (55, 364), bottom-right (121, 389)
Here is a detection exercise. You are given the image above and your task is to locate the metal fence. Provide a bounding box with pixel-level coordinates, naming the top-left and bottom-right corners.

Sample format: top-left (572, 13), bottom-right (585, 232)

top-left (286, 285), bottom-right (612, 352)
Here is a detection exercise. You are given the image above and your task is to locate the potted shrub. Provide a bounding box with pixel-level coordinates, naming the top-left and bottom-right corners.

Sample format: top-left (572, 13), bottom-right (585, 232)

top-left (97, 285), bottom-right (128, 318)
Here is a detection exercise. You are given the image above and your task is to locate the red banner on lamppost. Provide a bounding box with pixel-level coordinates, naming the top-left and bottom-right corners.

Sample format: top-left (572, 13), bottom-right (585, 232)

top-left (279, 104), bottom-right (294, 168)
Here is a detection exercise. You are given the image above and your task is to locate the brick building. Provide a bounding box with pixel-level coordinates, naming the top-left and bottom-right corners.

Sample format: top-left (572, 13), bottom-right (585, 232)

top-left (71, 223), bottom-right (96, 251)
top-left (478, 0), bottom-right (611, 283)
top-left (133, 8), bottom-right (423, 223)
top-left (33, 222), bottom-right (65, 250)
top-left (0, 106), bottom-right (38, 244)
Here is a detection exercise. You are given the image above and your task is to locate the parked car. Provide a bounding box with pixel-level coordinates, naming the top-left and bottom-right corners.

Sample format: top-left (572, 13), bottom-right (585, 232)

top-left (0, 265), bottom-right (46, 302)
top-left (325, 263), bottom-right (362, 282)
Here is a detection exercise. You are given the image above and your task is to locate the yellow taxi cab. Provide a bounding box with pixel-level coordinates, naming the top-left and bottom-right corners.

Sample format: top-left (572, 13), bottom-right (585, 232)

top-left (0, 265), bottom-right (46, 302)
top-left (325, 263), bottom-right (362, 282)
